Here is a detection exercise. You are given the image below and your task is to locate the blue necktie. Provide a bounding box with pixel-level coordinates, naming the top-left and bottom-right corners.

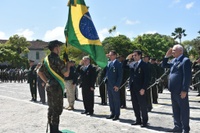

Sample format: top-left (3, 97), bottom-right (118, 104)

top-left (134, 62), bottom-right (138, 71)
top-left (109, 61), bottom-right (113, 68)
top-left (83, 66), bottom-right (87, 71)
top-left (174, 59), bottom-right (178, 65)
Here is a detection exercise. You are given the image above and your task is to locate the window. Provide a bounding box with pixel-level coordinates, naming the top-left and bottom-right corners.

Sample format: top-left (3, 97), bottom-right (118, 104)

top-left (24, 53), bottom-right (28, 58)
top-left (36, 52), bottom-right (40, 60)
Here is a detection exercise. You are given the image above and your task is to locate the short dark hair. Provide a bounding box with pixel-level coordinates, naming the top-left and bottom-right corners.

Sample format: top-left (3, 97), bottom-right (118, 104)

top-left (110, 50), bottom-right (117, 55)
top-left (133, 50), bottom-right (142, 57)
top-left (48, 40), bottom-right (63, 51)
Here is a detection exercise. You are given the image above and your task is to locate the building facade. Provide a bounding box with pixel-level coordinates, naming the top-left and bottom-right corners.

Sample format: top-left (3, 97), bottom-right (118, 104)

top-left (0, 39), bottom-right (48, 65)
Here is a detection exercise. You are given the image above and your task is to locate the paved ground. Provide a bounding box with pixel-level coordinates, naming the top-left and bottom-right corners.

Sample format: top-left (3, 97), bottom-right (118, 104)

top-left (0, 82), bottom-right (200, 133)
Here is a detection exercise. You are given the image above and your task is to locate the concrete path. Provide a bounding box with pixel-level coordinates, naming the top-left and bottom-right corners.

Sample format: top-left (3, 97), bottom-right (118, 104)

top-left (0, 82), bottom-right (200, 133)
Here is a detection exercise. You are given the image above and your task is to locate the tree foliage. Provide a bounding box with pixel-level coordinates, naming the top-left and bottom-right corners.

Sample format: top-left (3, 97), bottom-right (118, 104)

top-left (132, 33), bottom-right (175, 59)
top-left (102, 34), bottom-right (136, 57)
top-left (0, 34), bottom-right (30, 68)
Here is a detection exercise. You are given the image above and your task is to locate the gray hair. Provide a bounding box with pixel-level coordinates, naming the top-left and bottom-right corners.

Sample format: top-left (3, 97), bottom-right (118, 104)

top-left (174, 44), bottom-right (184, 53)
top-left (82, 56), bottom-right (90, 60)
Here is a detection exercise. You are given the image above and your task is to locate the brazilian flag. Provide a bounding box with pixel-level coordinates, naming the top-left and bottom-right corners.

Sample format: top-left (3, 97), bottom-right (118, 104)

top-left (64, 0), bottom-right (107, 68)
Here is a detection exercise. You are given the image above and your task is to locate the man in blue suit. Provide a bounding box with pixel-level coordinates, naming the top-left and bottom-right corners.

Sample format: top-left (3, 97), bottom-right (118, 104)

top-left (129, 50), bottom-right (149, 127)
top-left (106, 50), bottom-right (123, 120)
top-left (162, 44), bottom-right (191, 133)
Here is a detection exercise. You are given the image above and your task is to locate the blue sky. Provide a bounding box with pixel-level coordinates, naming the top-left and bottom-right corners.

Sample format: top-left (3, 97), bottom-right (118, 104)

top-left (0, 0), bottom-right (199, 43)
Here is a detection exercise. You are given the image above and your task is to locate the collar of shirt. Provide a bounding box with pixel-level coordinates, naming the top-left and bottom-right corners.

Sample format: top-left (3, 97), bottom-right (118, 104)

top-left (85, 64), bottom-right (90, 68)
top-left (112, 59), bottom-right (116, 64)
top-left (136, 59), bottom-right (142, 66)
top-left (108, 59), bottom-right (116, 66)
top-left (175, 54), bottom-right (183, 61)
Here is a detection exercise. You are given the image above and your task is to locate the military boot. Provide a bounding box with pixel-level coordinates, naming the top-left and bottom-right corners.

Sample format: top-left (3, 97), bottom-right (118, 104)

top-left (52, 125), bottom-right (62, 133)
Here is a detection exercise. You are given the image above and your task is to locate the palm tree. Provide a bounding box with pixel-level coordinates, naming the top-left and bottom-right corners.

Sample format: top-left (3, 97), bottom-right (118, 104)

top-left (171, 27), bottom-right (187, 44)
top-left (197, 30), bottom-right (200, 38)
top-left (108, 26), bottom-right (117, 35)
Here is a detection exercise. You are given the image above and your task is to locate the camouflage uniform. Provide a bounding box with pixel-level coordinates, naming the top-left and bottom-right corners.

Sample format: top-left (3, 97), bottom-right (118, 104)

top-left (39, 52), bottom-right (67, 127)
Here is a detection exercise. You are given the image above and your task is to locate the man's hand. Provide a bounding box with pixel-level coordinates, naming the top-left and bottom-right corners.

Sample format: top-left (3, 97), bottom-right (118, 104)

top-left (139, 89), bottom-right (145, 95)
top-left (126, 53), bottom-right (134, 60)
top-left (90, 87), bottom-right (94, 91)
top-left (165, 48), bottom-right (173, 58)
top-left (113, 86), bottom-right (119, 92)
top-left (180, 91), bottom-right (187, 99)
top-left (79, 60), bottom-right (84, 65)
top-left (196, 58), bottom-right (200, 63)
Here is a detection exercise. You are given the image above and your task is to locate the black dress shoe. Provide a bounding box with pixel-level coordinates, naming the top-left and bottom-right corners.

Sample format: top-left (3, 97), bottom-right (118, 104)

top-left (131, 122), bottom-right (142, 125)
top-left (112, 116), bottom-right (119, 121)
top-left (147, 107), bottom-right (152, 112)
top-left (86, 112), bottom-right (93, 116)
top-left (106, 115), bottom-right (114, 119)
top-left (153, 101), bottom-right (158, 104)
top-left (167, 127), bottom-right (182, 132)
top-left (81, 111), bottom-right (88, 114)
top-left (140, 123), bottom-right (147, 128)
top-left (120, 105), bottom-right (127, 109)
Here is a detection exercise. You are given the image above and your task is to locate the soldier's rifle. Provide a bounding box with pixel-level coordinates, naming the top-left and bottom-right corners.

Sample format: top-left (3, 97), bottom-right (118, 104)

top-left (147, 69), bottom-right (170, 90)
top-left (120, 77), bottom-right (130, 89)
top-left (99, 77), bottom-right (107, 86)
top-left (190, 81), bottom-right (200, 88)
top-left (192, 69), bottom-right (200, 79)
top-left (190, 69), bottom-right (200, 89)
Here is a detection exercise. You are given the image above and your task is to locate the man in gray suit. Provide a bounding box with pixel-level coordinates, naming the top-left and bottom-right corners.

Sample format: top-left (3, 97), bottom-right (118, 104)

top-left (162, 44), bottom-right (191, 133)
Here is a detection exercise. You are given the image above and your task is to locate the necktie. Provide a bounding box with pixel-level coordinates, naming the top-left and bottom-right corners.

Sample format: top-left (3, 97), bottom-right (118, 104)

top-left (83, 66), bottom-right (87, 71)
top-left (109, 61), bottom-right (113, 68)
top-left (134, 62), bottom-right (138, 71)
top-left (174, 59), bottom-right (178, 65)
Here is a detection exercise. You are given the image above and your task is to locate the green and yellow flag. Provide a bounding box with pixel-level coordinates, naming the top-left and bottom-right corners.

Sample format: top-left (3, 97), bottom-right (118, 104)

top-left (64, 0), bottom-right (107, 68)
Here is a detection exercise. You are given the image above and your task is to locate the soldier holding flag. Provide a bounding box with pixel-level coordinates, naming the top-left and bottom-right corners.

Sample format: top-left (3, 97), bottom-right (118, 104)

top-left (38, 40), bottom-right (72, 133)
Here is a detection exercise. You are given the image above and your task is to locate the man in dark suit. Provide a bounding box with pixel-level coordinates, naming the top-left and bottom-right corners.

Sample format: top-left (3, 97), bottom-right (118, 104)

top-left (98, 67), bottom-right (107, 105)
top-left (77, 56), bottom-right (96, 116)
top-left (106, 50), bottom-right (123, 121)
top-left (118, 55), bottom-right (129, 109)
top-left (162, 44), bottom-right (191, 133)
top-left (143, 55), bottom-right (153, 112)
top-left (129, 50), bottom-right (149, 127)
top-left (27, 60), bottom-right (37, 102)
top-left (150, 58), bottom-right (158, 104)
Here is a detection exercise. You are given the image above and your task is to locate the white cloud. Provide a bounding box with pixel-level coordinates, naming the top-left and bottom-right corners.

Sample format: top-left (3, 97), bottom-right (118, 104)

top-left (140, 31), bottom-right (157, 35)
top-left (98, 28), bottom-right (110, 41)
top-left (15, 29), bottom-right (34, 41)
top-left (0, 31), bottom-right (7, 39)
top-left (43, 27), bottom-right (65, 42)
top-left (174, 0), bottom-right (181, 3)
top-left (125, 20), bottom-right (140, 25)
top-left (169, 0), bottom-right (181, 7)
top-left (185, 2), bottom-right (194, 10)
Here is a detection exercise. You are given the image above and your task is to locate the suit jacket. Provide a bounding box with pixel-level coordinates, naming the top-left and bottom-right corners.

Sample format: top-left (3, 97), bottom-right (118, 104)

top-left (106, 60), bottom-right (123, 88)
top-left (162, 55), bottom-right (192, 93)
top-left (77, 64), bottom-right (96, 89)
top-left (129, 60), bottom-right (149, 91)
top-left (27, 65), bottom-right (37, 84)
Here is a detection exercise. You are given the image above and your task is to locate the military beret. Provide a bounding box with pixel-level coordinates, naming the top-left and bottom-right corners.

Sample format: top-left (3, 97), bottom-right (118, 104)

top-left (48, 40), bottom-right (63, 50)
top-left (29, 59), bottom-right (34, 62)
top-left (143, 55), bottom-right (150, 58)
top-left (151, 57), bottom-right (156, 61)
